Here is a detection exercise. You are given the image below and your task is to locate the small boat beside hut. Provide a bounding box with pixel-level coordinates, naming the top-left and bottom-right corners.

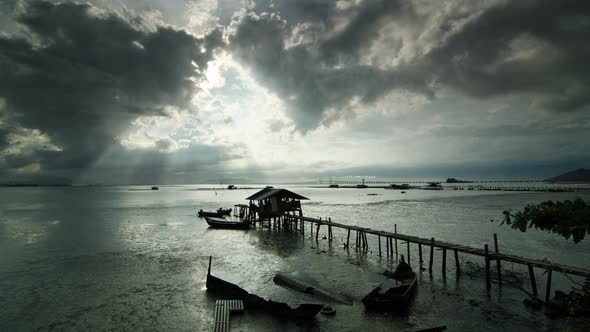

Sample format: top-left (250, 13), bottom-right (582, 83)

top-left (205, 216), bottom-right (250, 229)
top-left (198, 208), bottom-right (232, 218)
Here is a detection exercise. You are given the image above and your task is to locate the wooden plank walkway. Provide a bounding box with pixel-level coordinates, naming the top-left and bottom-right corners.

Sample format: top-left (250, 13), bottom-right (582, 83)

top-left (213, 300), bottom-right (244, 332)
top-left (283, 214), bottom-right (590, 279)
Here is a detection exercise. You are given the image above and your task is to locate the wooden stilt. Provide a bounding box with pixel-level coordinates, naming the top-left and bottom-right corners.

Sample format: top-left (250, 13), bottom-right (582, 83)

top-left (378, 235), bottom-right (382, 256)
top-left (346, 229), bottom-right (350, 247)
top-left (493, 234), bottom-right (502, 285)
top-left (429, 238), bottom-right (434, 273)
top-left (484, 244), bottom-right (491, 290)
top-left (528, 264), bottom-right (538, 296)
top-left (442, 248), bottom-right (447, 277)
top-left (419, 244), bottom-right (423, 266)
top-left (394, 224), bottom-right (398, 261)
top-left (386, 237), bottom-right (390, 257)
top-left (389, 237), bottom-right (393, 257)
top-left (454, 249), bottom-right (460, 275)
top-left (407, 241), bottom-right (411, 265)
top-left (545, 269), bottom-right (552, 303)
top-left (315, 224), bottom-right (320, 241)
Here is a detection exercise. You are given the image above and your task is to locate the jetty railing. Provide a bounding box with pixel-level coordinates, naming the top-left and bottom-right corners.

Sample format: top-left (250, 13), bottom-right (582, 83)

top-left (279, 214), bottom-right (590, 302)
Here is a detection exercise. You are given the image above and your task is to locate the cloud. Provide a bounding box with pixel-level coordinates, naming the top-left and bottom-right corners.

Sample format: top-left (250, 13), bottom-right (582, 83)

top-left (423, 0), bottom-right (590, 111)
top-left (0, 1), bottom-right (224, 181)
top-left (227, 0), bottom-right (590, 131)
top-left (227, 10), bottom-right (432, 131)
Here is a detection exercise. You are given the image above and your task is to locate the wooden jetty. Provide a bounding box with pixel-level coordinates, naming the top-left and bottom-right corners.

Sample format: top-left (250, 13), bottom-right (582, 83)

top-left (213, 300), bottom-right (244, 332)
top-left (277, 214), bottom-right (590, 302)
top-left (235, 188), bottom-right (590, 303)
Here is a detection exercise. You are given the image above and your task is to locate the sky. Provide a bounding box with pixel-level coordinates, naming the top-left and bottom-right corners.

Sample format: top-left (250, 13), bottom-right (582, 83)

top-left (0, 0), bottom-right (589, 184)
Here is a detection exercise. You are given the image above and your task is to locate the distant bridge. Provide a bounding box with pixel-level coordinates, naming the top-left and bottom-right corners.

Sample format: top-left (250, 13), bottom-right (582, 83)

top-left (318, 178), bottom-right (545, 185)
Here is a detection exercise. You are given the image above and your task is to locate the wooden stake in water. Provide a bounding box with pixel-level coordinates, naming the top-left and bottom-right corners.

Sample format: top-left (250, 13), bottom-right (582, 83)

top-left (407, 241), bottom-right (411, 265)
top-left (545, 269), bottom-right (553, 303)
top-left (493, 234), bottom-right (502, 285)
top-left (454, 249), bottom-right (460, 275)
top-left (484, 244), bottom-right (491, 290)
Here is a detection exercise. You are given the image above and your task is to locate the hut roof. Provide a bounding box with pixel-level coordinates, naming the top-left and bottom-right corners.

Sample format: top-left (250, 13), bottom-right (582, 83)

top-left (245, 188), bottom-right (308, 201)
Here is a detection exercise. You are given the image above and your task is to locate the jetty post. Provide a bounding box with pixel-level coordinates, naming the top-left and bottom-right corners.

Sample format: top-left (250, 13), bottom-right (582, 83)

top-left (442, 248), bottom-right (447, 277)
top-left (429, 238), bottom-right (435, 273)
top-left (528, 264), bottom-right (538, 296)
top-left (394, 224), bottom-right (398, 261)
top-left (378, 235), bottom-right (382, 256)
top-left (346, 229), bottom-right (351, 248)
top-left (419, 244), bottom-right (423, 267)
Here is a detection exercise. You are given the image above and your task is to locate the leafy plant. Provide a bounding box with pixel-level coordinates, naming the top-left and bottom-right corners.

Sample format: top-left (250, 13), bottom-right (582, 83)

top-left (501, 197), bottom-right (590, 243)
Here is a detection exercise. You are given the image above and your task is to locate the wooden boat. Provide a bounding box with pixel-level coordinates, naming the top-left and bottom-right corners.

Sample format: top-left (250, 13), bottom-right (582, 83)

top-left (206, 257), bottom-right (323, 320)
top-left (361, 272), bottom-right (417, 311)
top-left (205, 216), bottom-right (250, 229)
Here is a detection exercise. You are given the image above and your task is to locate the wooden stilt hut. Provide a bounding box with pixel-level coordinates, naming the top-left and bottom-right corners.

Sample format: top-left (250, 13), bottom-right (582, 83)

top-left (245, 188), bottom-right (308, 224)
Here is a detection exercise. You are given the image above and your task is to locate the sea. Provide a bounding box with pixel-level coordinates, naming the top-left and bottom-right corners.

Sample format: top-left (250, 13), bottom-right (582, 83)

top-left (1, 184), bottom-right (590, 331)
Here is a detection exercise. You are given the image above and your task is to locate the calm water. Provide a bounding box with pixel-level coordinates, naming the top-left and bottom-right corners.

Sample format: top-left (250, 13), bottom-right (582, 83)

top-left (1, 185), bottom-right (589, 331)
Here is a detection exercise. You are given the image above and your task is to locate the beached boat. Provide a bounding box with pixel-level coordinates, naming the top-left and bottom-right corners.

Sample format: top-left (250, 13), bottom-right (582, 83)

top-left (361, 272), bottom-right (417, 311)
top-left (205, 216), bottom-right (250, 229)
top-left (206, 257), bottom-right (324, 320)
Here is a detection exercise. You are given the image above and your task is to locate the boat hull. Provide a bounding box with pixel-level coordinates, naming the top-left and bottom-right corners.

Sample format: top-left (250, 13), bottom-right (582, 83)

top-left (205, 216), bottom-right (250, 229)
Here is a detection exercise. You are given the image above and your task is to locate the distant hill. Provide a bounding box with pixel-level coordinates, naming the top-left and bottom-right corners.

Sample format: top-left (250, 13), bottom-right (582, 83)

top-left (446, 177), bottom-right (472, 183)
top-left (545, 168), bottom-right (590, 183)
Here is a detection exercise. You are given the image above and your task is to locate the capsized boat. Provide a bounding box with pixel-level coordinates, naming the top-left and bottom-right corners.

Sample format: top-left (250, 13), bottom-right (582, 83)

top-left (205, 216), bottom-right (250, 229)
top-left (206, 257), bottom-right (324, 320)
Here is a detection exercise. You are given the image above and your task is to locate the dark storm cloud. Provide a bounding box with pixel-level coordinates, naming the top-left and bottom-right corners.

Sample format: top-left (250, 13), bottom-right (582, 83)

top-left (228, 11), bottom-right (431, 130)
top-left (424, 0), bottom-right (590, 111)
top-left (0, 1), bottom-right (224, 179)
top-left (229, 0), bottom-right (590, 130)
